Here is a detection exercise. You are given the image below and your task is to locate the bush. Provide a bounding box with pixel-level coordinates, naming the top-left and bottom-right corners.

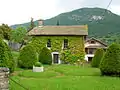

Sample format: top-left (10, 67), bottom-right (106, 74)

top-left (100, 43), bottom-right (120, 76)
top-left (91, 48), bottom-right (104, 68)
top-left (0, 38), bottom-right (15, 73)
top-left (34, 62), bottom-right (42, 67)
top-left (39, 47), bottom-right (52, 65)
top-left (18, 45), bottom-right (37, 69)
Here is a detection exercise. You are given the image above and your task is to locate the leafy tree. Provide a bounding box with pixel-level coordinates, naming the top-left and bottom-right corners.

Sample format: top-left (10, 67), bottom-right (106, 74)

top-left (0, 24), bottom-right (12, 40)
top-left (18, 45), bottom-right (37, 69)
top-left (100, 43), bottom-right (120, 76)
top-left (39, 47), bottom-right (52, 65)
top-left (91, 48), bottom-right (104, 68)
top-left (0, 38), bottom-right (15, 72)
top-left (10, 26), bottom-right (27, 43)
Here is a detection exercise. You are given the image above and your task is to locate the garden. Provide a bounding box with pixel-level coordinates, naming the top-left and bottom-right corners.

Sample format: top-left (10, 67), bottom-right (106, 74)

top-left (10, 65), bottom-right (120, 90)
top-left (9, 43), bottom-right (120, 90)
top-left (0, 25), bottom-right (120, 90)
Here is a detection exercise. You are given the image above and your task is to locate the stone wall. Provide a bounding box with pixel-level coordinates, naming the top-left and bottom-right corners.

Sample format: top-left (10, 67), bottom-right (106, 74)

top-left (0, 67), bottom-right (9, 90)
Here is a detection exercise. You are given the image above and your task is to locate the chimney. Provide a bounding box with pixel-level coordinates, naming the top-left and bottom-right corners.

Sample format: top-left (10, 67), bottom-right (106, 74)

top-left (38, 19), bottom-right (44, 26)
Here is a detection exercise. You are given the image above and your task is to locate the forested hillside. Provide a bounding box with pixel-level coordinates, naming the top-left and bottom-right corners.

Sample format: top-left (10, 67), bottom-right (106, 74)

top-left (11, 8), bottom-right (120, 44)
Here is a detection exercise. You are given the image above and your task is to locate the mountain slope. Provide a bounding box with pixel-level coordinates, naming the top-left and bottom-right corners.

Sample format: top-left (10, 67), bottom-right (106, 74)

top-left (11, 8), bottom-right (120, 37)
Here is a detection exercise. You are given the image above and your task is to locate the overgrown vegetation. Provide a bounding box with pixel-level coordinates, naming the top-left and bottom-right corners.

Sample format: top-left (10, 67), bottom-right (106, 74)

top-left (39, 47), bottom-right (52, 65)
top-left (0, 38), bottom-right (15, 72)
top-left (18, 45), bottom-right (37, 69)
top-left (30, 36), bottom-right (85, 64)
top-left (91, 48), bottom-right (104, 68)
top-left (100, 43), bottom-right (120, 76)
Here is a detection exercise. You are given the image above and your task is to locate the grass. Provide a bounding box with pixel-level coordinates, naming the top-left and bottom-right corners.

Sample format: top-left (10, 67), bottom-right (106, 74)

top-left (9, 65), bottom-right (120, 90)
top-left (11, 51), bottom-right (19, 67)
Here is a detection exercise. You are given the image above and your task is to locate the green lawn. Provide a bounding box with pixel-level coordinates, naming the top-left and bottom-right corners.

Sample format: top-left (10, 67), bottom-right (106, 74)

top-left (10, 65), bottom-right (120, 90)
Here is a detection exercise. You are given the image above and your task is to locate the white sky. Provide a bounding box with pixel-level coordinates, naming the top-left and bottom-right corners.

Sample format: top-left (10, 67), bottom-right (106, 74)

top-left (0, 0), bottom-right (120, 25)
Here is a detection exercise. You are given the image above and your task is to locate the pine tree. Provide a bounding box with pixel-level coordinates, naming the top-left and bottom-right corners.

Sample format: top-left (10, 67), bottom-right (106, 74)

top-left (100, 43), bottom-right (120, 76)
top-left (91, 48), bottom-right (104, 68)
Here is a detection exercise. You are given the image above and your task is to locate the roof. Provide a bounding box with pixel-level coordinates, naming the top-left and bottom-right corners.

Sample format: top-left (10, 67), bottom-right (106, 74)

top-left (85, 38), bottom-right (108, 49)
top-left (85, 38), bottom-right (108, 47)
top-left (28, 25), bottom-right (88, 36)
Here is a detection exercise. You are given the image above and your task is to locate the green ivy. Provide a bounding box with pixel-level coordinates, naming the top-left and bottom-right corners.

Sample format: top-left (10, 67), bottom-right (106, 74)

top-left (29, 36), bottom-right (85, 64)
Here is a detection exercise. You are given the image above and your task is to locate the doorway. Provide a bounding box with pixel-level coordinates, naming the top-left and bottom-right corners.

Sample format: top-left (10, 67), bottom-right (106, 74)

top-left (88, 57), bottom-right (93, 63)
top-left (53, 54), bottom-right (59, 64)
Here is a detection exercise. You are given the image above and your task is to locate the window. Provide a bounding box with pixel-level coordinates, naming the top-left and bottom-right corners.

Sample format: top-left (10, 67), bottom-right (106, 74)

top-left (90, 40), bottom-right (95, 44)
top-left (89, 48), bottom-right (95, 54)
top-left (64, 39), bottom-right (68, 49)
top-left (47, 39), bottom-right (51, 47)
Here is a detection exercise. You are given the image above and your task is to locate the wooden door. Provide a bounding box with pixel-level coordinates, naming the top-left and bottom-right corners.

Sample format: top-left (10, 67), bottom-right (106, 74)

top-left (53, 54), bottom-right (59, 64)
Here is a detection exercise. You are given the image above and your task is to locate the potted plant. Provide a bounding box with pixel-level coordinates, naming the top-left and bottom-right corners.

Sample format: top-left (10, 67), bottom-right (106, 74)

top-left (33, 62), bottom-right (44, 72)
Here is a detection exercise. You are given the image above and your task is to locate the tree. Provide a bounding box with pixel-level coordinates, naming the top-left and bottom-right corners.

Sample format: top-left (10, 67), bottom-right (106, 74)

top-left (18, 45), bottom-right (37, 69)
top-left (28, 17), bottom-right (35, 31)
top-left (10, 26), bottom-right (27, 43)
top-left (100, 43), bottom-right (120, 76)
top-left (56, 20), bottom-right (60, 26)
top-left (91, 48), bottom-right (104, 68)
top-left (0, 24), bottom-right (12, 40)
top-left (39, 47), bottom-right (52, 65)
top-left (0, 38), bottom-right (15, 72)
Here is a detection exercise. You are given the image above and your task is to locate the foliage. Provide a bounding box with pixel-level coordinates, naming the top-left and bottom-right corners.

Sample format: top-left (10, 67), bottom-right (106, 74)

top-left (18, 45), bottom-right (37, 69)
top-left (0, 38), bottom-right (15, 72)
top-left (91, 48), bottom-right (104, 68)
top-left (10, 26), bottom-right (27, 43)
top-left (0, 24), bottom-right (12, 40)
top-left (30, 36), bottom-right (85, 64)
top-left (11, 51), bottom-right (20, 67)
top-left (100, 43), bottom-right (120, 76)
top-left (34, 62), bottom-right (42, 67)
top-left (39, 47), bottom-right (52, 65)
top-left (61, 50), bottom-right (84, 64)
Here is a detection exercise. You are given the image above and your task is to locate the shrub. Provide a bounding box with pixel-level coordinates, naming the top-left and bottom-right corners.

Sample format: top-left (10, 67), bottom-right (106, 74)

top-left (39, 47), bottom-right (52, 65)
top-left (91, 48), bottom-right (104, 68)
top-left (0, 38), bottom-right (15, 72)
top-left (100, 43), bottom-right (120, 76)
top-left (18, 45), bottom-right (37, 69)
top-left (34, 62), bottom-right (42, 67)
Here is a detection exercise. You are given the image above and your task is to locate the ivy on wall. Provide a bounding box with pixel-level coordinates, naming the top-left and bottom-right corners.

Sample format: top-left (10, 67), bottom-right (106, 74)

top-left (29, 36), bottom-right (85, 64)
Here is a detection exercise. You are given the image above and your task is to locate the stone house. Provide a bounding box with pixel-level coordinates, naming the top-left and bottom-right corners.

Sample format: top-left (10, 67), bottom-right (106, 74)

top-left (28, 20), bottom-right (88, 64)
top-left (85, 38), bottom-right (107, 62)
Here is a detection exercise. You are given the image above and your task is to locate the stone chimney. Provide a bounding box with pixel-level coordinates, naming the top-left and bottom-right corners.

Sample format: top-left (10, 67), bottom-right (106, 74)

top-left (38, 19), bottom-right (44, 26)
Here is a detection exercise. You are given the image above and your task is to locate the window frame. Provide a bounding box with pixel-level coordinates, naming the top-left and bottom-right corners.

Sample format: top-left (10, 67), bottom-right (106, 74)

top-left (63, 39), bottom-right (68, 49)
top-left (47, 39), bottom-right (51, 48)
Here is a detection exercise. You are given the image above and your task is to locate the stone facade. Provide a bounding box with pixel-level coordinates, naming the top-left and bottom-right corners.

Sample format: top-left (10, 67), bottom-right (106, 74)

top-left (0, 67), bottom-right (9, 90)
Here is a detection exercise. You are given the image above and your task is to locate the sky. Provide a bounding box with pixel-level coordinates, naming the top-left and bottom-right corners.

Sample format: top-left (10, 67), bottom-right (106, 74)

top-left (0, 0), bottom-right (120, 25)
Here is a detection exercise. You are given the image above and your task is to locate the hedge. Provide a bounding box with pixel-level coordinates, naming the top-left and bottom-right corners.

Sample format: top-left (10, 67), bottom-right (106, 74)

top-left (39, 47), bottom-right (52, 65)
top-left (18, 45), bottom-right (37, 69)
top-left (0, 38), bottom-right (15, 72)
top-left (100, 43), bottom-right (120, 76)
top-left (91, 48), bottom-right (104, 68)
